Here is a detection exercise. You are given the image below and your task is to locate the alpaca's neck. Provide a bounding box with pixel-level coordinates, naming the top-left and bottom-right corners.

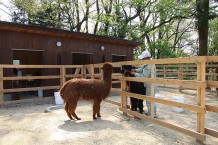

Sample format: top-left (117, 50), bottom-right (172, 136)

top-left (103, 73), bottom-right (112, 90)
top-left (101, 68), bottom-right (112, 94)
top-left (102, 73), bottom-right (112, 99)
top-left (103, 73), bottom-right (112, 84)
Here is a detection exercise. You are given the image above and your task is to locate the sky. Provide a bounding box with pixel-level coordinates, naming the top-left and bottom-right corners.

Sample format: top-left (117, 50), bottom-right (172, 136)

top-left (0, 0), bottom-right (11, 21)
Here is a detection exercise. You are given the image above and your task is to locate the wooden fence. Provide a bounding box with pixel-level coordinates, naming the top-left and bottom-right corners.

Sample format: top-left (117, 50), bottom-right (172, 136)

top-left (156, 63), bottom-right (218, 93)
top-left (111, 56), bottom-right (218, 141)
top-left (0, 56), bottom-right (218, 141)
top-left (0, 64), bottom-right (89, 105)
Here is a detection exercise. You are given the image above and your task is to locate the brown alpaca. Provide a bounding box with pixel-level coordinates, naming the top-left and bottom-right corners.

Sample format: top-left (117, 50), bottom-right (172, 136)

top-left (60, 63), bottom-right (113, 120)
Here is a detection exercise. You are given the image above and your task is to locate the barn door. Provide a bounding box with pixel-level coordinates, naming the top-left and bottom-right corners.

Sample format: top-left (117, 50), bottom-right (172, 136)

top-left (60, 52), bottom-right (73, 77)
top-left (71, 53), bottom-right (93, 77)
top-left (112, 54), bottom-right (127, 62)
top-left (72, 53), bottom-right (93, 65)
top-left (13, 50), bottom-right (44, 75)
top-left (112, 54), bottom-right (127, 73)
top-left (2, 49), bottom-right (13, 89)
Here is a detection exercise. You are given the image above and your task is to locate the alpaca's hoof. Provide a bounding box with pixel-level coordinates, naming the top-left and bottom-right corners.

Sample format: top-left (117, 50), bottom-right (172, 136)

top-left (76, 118), bottom-right (81, 120)
top-left (97, 115), bottom-right (101, 117)
top-left (68, 116), bottom-right (73, 120)
top-left (93, 117), bottom-right (97, 119)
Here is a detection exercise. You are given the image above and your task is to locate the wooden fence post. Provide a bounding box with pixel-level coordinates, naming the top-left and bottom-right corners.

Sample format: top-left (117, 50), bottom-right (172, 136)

top-left (60, 66), bottom-right (66, 87)
top-left (121, 79), bottom-right (127, 115)
top-left (100, 66), bottom-right (103, 80)
top-left (151, 64), bottom-right (155, 118)
top-left (178, 65), bottom-right (184, 92)
top-left (82, 65), bottom-right (86, 79)
top-left (163, 65), bottom-right (166, 87)
top-left (90, 64), bottom-right (94, 79)
top-left (0, 67), bottom-right (4, 108)
top-left (74, 67), bottom-right (81, 78)
top-left (216, 66), bottom-right (218, 96)
top-left (196, 58), bottom-right (206, 135)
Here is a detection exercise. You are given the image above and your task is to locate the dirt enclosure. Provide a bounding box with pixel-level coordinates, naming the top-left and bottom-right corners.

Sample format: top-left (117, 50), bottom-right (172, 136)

top-left (0, 87), bottom-right (218, 145)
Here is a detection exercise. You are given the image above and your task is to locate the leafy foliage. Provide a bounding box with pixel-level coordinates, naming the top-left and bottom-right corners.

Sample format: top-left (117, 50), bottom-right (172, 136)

top-left (4, 0), bottom-right (217, 58)
top-left (208, 18), bottom-right (218, 56)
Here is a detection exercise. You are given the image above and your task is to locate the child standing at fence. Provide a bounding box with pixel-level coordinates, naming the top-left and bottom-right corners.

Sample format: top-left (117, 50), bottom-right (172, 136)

top-left (131, 50), bottom-right (158, 117)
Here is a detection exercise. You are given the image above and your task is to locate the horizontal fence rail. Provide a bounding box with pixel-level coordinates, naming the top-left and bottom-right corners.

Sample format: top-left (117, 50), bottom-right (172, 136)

top-left (0, 56), bottom-right (218, 141)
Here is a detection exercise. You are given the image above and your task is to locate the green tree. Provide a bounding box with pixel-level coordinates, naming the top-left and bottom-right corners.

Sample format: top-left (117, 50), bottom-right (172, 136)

top-left (10, 0), bottom-right (36, 24)
top-left (196, 0), bottom-right (218, 56)
top-left (8, 0), bottom-right (218, 58)
top-left (208, 19), bottom-right (218, 56)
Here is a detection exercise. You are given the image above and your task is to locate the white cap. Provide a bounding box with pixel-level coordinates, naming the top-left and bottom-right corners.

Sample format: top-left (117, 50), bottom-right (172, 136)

top-left (138, 51), bottom-right (151, 59)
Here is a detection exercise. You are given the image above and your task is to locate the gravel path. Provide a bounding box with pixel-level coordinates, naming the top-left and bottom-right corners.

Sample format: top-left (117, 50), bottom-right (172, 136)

top-left (0, 87), bottom-right (217, 145)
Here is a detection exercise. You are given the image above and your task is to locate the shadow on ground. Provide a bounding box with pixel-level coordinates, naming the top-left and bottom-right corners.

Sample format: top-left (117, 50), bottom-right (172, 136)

top-left (59, 118), bottom-right (124, 132)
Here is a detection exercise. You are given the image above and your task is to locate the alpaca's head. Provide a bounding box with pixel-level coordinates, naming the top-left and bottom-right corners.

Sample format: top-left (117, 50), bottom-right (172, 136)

top-left (101, 63), bottom-right (113, 75)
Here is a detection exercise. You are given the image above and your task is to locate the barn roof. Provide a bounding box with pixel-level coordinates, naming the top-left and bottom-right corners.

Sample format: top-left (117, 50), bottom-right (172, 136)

top-left (0, 21), bottom-right (142, 47)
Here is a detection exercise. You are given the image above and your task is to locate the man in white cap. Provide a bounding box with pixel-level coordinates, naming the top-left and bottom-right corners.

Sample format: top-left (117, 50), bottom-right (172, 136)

top-left (131, 50), bottom-right (157, 117)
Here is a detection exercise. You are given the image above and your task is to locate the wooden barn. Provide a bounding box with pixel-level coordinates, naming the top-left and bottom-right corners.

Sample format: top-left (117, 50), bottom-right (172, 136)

top-left (0, 21), bottom-right (141, 99)
top-left (0, 21), bottom-right (141, 66)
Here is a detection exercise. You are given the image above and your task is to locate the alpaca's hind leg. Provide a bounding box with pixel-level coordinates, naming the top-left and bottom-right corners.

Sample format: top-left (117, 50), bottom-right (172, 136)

top-left (69, 101), bottom-right (81, 120)
top-left (93, 99), bottom-right (102, 119)
top-left (97, 100), bottom-right (102, 118)
top-left (65, 102), bottom-right (73, 120)
top-left (93, 101), bottom-right (98, 119)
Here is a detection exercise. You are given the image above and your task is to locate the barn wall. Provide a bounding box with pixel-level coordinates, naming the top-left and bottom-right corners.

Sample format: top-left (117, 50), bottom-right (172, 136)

top-left (0, 28), bottom-right (135, 95)
top-left (0, 30), bottom-right (134, 65)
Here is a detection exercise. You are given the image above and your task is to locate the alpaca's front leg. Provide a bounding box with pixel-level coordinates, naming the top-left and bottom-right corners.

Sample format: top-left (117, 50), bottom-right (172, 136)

top-left (97, 100), bottom-right (102, 118)
top-left (93, 101), bottom-right (98, 119)
top-left (93, 99), bottom-right (102, 119)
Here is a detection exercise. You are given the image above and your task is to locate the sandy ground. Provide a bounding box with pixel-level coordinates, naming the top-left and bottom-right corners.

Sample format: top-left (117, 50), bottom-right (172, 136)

top-left (0, 87), bottom-right (218, 145)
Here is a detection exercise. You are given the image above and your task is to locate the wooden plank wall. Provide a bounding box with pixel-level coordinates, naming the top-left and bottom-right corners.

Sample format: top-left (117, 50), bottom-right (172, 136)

top-left (0, 30), bottom-right (134, 66)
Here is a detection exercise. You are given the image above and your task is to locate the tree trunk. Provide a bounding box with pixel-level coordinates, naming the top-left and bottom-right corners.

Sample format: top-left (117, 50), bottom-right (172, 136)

top-left (196, 0), bottom-right (209, 56)
top-left (94, 0), bottom-right (100, 34)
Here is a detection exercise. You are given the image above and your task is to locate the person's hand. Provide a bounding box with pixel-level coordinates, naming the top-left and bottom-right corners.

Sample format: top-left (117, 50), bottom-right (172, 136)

top-left (130, 69), bottom-right (136, 76)
top-left (131, 69), bottom-right (136, 72)
top-left (130, 71), bottom-right (135, 76)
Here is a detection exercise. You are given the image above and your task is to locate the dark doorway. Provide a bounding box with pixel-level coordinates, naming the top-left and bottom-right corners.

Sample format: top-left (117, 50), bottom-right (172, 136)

top-left (112, 54), bottom-right (127, 73)
top-left (13, 49), bottom-right (43, 75)
top-left (112, 54), bottom-right (127, 62)
top-left (72, 53), bottom-right (93, 65)
top-left (12, 49), bottom-right (44, 100)
top-left (72, 52), bottom-right (93, 78)
top-left (13, 49), bottom-right (43, 65)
